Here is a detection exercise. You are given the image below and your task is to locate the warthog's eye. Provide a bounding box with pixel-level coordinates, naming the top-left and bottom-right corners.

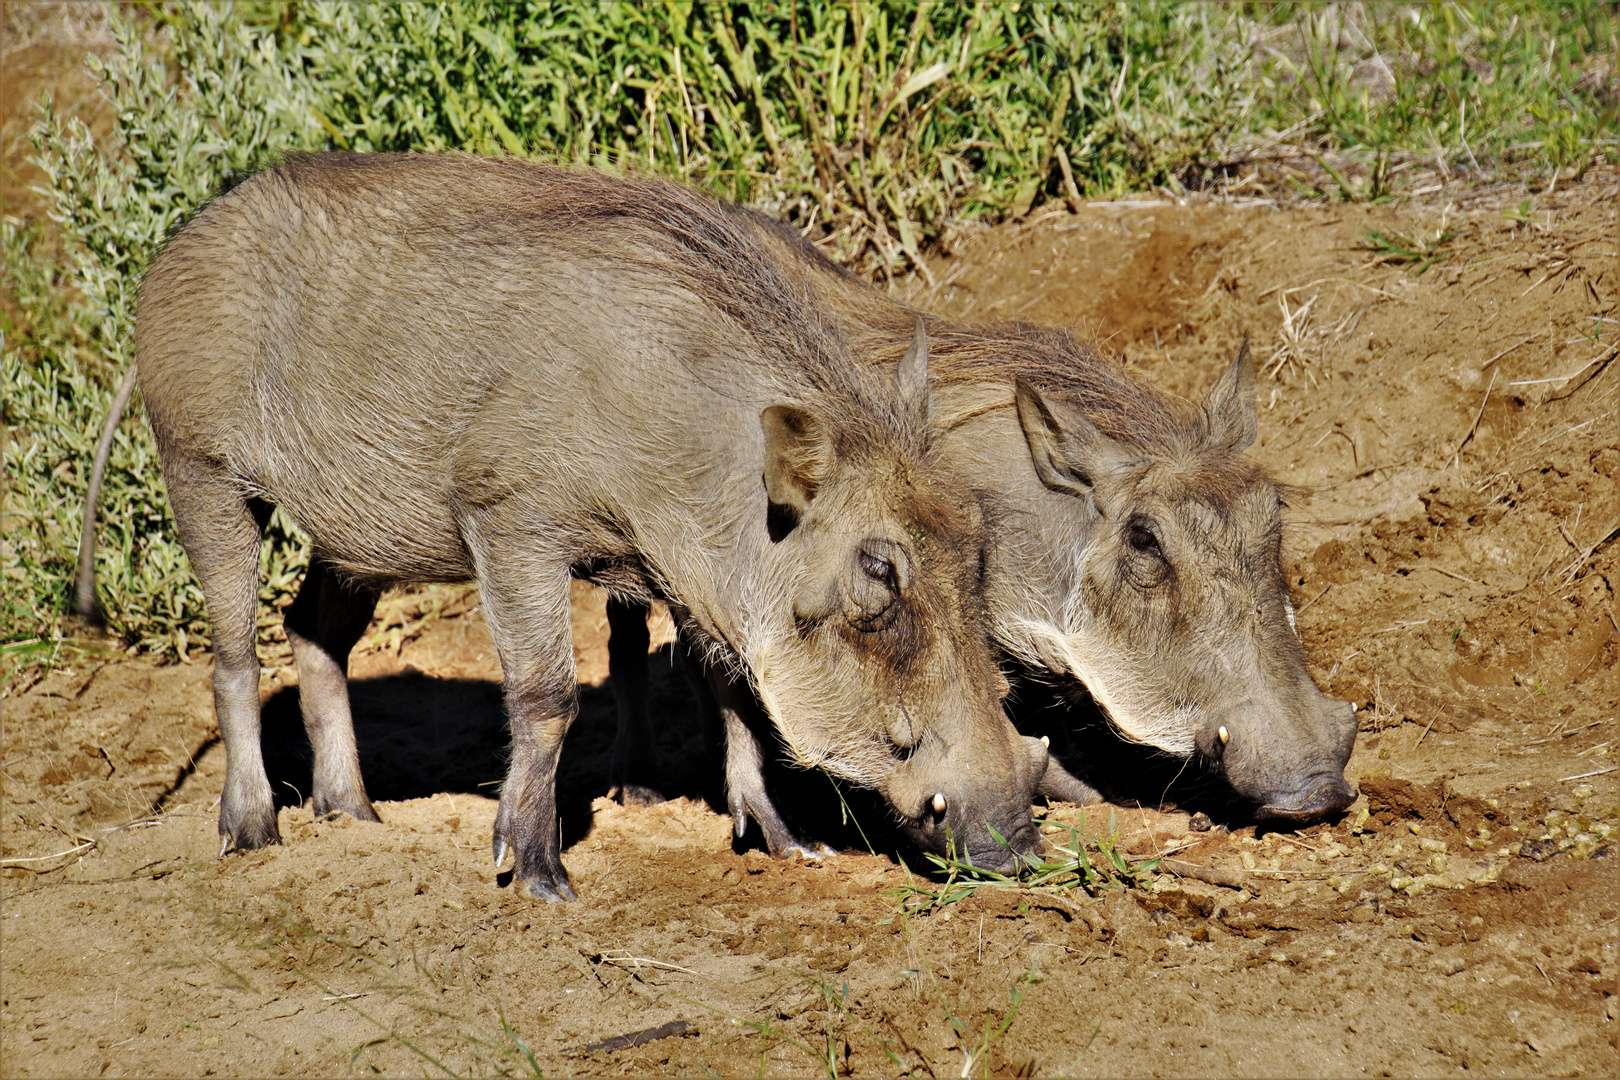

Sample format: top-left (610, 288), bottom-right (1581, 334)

top-left (1125, 519), bottom-right (1162, 559)
top-left (860, 552), bottom-right (897, 589)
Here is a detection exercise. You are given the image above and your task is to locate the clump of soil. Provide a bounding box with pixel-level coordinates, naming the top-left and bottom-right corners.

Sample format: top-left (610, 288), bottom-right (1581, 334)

top-left (4, 150), bottom-right (1616, 1077)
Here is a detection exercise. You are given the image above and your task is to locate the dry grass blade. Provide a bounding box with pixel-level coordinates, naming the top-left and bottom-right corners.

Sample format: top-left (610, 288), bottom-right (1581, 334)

top-left (593, 951), bottom-right (702, 976)
top-left (0, 838), bottom-right (96, 870)
top-left (1449, 369), bottom-right (1498, 470)
top-left (1559, 516), bottom-right (1620, 585)
top-left (1265, 289), bottom-right (1321, 383)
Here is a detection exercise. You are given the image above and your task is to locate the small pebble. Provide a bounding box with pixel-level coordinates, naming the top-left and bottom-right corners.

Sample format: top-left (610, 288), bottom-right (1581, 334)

top-left (1188, 812), bottom-right (1213, 832)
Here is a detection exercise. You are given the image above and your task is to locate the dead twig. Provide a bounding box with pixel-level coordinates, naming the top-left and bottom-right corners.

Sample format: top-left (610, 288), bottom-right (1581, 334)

top-left (1543, 343), bottom-right (1618, 403)
top-left (1478, 337), bottom-right (1533, 369)
top-left (1157, 857), bottom-right (1260, 893)
top-left (0, 839), bottom-right (96, 871)
top-left (1428, 565), bottom-right (1482, 585)
top-left (1561, 516), bottom-right (1620, 585)
top-left (1415, 711), bottom-right (1442, 748)
top-left (582, 1020), bottom-right (695, 1055)
top-left (593, 952), bottom-right (702, 977)
top-left (1449, 369), bottom-right (1497, 470)
top-left (1295, 584), bottom-right (1332, 613)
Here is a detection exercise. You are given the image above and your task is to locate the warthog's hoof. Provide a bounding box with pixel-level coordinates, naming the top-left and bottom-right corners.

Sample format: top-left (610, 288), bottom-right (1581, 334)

top-left (517, 875), bottom-right (578, 903)
top-left (217, 816), bottom-right (281, 856)
top-left (311, 795), bottom-right (382, 823)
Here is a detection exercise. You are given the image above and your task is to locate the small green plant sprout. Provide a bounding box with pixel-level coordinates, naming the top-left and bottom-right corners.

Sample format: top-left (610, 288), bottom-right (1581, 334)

top-left (1451, 626), bottom-right (1463, 645)
top-left (890, 808), bottom-right (1158, 915)
top-left (945, 965), bottom-right (1042, 1080)
top-left (1356, 226), bottom-right (1459, 275)
top-left (796, 976), bottom-right (916, 1077)
top-left (1500, 198), bottom-right (1536, 225)
top-left (820, 769), bottom-right (876, 856)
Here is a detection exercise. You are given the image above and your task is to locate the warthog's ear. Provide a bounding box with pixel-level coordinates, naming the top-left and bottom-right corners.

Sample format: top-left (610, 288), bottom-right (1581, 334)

top-left (1013, 380), bottom-right (1126, 498)
top-left (896, 316), bottom-right (930, 424)
top-left (1203, 337), bottom-right (1258, 452)
top-left (761, 405), bottom-right (833, 519)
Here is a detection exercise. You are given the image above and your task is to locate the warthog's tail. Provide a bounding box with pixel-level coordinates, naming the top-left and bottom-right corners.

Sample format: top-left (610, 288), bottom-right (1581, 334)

top-left (73, 362), bottom-right (140, 625)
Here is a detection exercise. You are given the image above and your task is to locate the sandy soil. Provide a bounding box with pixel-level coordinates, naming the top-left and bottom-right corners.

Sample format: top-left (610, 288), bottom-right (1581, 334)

top-left (3, 16), bottom-right (1617, 1076)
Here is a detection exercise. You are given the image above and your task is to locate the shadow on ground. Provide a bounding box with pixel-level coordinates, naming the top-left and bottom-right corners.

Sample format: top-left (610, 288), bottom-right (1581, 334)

top-left (255, 643), bottom-right (909, 858)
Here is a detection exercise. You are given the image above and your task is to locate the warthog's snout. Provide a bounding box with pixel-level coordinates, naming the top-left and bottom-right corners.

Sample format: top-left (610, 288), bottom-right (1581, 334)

top-left (891, 735), bottom-right (1049, 872)
top-left (1256, 774), bottom-right (1359, 821)
top-left (1205, 694), bottom-right (1358, 824)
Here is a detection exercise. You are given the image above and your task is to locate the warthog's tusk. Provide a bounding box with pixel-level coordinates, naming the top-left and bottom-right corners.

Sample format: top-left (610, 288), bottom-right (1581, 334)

top-left (1218, 726), bottom-right (1231, 745)
top-left (932, 792), bottom-right (947, 815)
top-left (1040, 735), bottom-right (1050, 748)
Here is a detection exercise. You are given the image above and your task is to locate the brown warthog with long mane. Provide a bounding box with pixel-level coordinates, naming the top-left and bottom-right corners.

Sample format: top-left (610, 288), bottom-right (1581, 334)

top-left (125, 153), bottom-right (1057, 899)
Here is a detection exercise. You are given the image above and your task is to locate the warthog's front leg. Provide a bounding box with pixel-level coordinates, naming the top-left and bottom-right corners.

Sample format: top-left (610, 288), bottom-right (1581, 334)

top-left (708, 666), bottom-right (835, 861)
top-left (492, 685), bottom-right (577, 901)
top-left (470, 553), bottom-right (581, 901)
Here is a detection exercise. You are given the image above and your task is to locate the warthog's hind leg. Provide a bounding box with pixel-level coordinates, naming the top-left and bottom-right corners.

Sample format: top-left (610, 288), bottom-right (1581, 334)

top-left (164, 457), bottom-right (278, 852)
top-left (605, 596), bottom-right (664, 807)
top-left (284, 557), bottom-right (381, 822)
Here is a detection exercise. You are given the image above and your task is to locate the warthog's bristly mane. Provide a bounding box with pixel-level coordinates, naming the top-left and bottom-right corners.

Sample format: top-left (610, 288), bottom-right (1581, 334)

top-left (272, 153), bottom-right (927, 466)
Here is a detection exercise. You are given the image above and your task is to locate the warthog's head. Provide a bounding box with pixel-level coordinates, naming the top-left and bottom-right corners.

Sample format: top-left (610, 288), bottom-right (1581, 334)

top-left (749, 322), bottom-right (1047, 870)
top-left (1009, 344), bottom-right (1357, 821)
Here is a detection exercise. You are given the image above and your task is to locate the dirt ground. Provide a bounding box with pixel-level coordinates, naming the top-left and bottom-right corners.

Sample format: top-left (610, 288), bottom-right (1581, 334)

top-left (4, 13), bottom-right (1619, 1078)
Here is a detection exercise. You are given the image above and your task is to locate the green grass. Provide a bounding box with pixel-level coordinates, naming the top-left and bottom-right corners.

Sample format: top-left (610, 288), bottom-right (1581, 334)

top-left (891, 809), bottom-right (1160, 916)
top-left (1356, 225), bottom-right (1460, 274)
top-left (3, 0), bottom-right (1615, 656)
top-left (1244, 1), bottom-right (1618, 190)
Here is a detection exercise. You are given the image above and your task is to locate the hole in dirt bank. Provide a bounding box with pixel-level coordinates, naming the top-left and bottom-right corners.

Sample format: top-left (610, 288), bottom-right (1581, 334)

top-left (924, 209), bottom-right (1236, 362)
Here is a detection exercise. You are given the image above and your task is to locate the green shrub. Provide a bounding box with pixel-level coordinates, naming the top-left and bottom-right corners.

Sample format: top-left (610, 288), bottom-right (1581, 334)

top-left (3, 0), bottom-right (1244, 657)
top-left (292, 0), bottom-right (1245, 270)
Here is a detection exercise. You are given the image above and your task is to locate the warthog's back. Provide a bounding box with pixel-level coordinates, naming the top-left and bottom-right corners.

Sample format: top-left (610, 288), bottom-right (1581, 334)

top-left (136, 154), bottom-right (855, 586)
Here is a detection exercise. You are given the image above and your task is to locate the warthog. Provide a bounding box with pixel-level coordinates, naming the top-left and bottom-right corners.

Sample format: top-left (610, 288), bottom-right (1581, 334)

top-left (610, 213), bottom-right (1357, 833)
top-left (123, 152), bottom-right (1056, 899)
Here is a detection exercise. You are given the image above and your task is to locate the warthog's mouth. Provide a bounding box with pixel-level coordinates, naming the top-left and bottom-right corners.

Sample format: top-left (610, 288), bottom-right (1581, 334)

top-left (961, 822), bottom-right (1042, 873)
top-left (1255, 776), bottom-right (1358, 821)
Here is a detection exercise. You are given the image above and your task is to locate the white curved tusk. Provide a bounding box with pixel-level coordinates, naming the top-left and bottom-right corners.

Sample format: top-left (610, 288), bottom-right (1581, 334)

top-left (1218, 726), bottom-right (1230, 746)
top-left (1040, 735), bottom-right (1050, 748)
top-left (931, 792), bottom-right (947, 815)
